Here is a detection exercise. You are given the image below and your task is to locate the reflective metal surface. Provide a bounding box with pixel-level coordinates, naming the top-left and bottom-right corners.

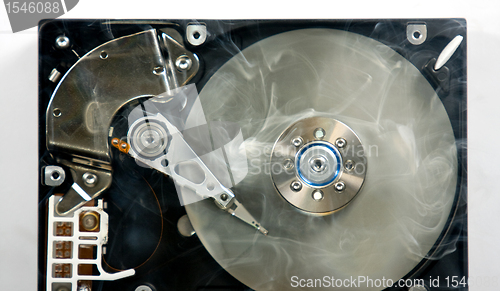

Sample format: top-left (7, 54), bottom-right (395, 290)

top-left (43, 165), bottom-right (65, 187)
top-left (47, 28), bottom-right (200, 214)
top-left (55, 160), bottom-right (112, 216)
top-left (271, 117), bottom-right (366, 214)
top-left (160, 28), bottom-right (200, 89)
top-left (47, 29), bottom-right (169, 163)
top-left (55, 35), bottom-right (70, 49)
top-left (186, 28), bottom-right (457, 291)
top-left (407, 23), bottom-right (427, 45)
top-left (177, 214), bottom-right (196, 237)
top-left (125, 112), bottom-right (267, 235)
top-left (48, 68), bottom-right (62, 83)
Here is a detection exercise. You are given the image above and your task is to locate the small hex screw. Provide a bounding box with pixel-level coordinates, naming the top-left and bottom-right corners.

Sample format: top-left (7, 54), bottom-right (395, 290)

top-left (290, 180), bottom-right (302, 192)
top-left (334, 181), bottom-right (345, 192)
top-left (335, 137), bottom-right (347, 148)
top-left (55, 35), bottom-right (70, 49)
top-left (175, 55), bottom-right (192, 71)
top-left (344, 160), bottom-right (354, 171)
top-left (82, 172), bottom-right (98, 187)
top-left (283, 158), bottom-right (294, 170)
top-left (291, 136), bottom-right (303, 147)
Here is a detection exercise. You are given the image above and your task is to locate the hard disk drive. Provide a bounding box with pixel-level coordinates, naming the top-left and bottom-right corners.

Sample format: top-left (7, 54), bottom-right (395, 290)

top-left (38, 19), bottom-right (467, 291)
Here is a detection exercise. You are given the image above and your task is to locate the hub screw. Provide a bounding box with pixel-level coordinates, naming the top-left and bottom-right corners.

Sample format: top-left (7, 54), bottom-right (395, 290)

top-left (344, 160), bottom-right (354, 171)
top-left (283, 158), bottom-right (294, 170)
top-left (290, 180), bottom-right (302, 192)
top-left (335, 137), bottom-right (347, 149)
top-left (291, 136), bottom-right (303, 147)
top-left (334, 181), bottom-right (345, 192)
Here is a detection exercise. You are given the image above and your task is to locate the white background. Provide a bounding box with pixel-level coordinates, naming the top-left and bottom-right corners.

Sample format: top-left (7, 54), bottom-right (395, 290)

top-left (0, 0), bottom-right (499, 289)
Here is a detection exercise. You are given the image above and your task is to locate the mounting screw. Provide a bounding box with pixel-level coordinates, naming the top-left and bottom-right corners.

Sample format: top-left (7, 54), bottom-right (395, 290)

top-left (81, 212), bottom-right (99, 231)
top-left (283, 158), bottom-right (294, 170)
top-left (55, 35), bottom-right (70, 49)
top-left (82, 172), bottom-right (98, 187)
top-left (335, 137), bottom-right (346, 149)
top-left (220, 193), bottom-right (229, 201)
top-left (312, 190), bottom-right (324, 201)
top-left (344, 160), bottom-right (354, 171)
top-left (334, 181), bottom-right (345, 192)
top-left (291, 136), bottom-right (303, 147)
top-left (175, 55), bottom-right (192, 71)
top-left (290, 180), bottom-right (302, 192)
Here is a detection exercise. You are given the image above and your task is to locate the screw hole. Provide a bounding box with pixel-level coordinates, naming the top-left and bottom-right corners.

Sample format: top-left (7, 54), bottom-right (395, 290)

top-left (314, 127), bottom-right (325, 139)
top-left (161, 159), bottom-right (169, 167)
top-left (53, 108), bottom-right (62, 117)
top-left (100, 51), bottom-right (108, 59)
top-left (345, 160), bottom-right (354, 171)
top-left (153, 66), bottom-right (164, 75)
top-left (51, 172), bottom-right (60, 180)
top-left (193, 31), bottom-right (201, 39)
top-left (413, 31), bottom-right (421, 40)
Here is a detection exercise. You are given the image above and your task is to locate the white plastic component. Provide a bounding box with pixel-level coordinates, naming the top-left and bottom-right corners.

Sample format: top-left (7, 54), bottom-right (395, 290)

top-left (435, 35), bottom-right (464, 70)
top-left (186, 24), bottom-right (207, 46)
top-left (46, 195), bottom-right (135, 291)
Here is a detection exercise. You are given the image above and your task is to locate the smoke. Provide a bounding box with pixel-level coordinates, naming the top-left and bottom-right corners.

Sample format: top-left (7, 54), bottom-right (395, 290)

top-left (185, 28), bottom-right (459, 290)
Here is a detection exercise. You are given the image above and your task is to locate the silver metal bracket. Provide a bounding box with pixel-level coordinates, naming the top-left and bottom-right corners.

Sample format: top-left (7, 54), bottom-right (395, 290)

top-left (46, 28), bottom-right (199, 215)
top-left (407, 23), bottom-right (427, 45)
top-left (55, 160), bottom-right (112, 216)
top-left (43, 165), bottom-right (66, 187)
